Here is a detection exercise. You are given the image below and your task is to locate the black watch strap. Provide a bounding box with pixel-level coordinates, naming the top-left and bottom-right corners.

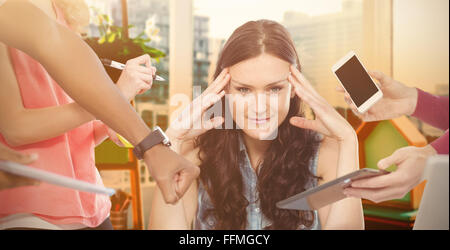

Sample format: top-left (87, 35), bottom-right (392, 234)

top-left (133, 126), bottom-right (171, 160)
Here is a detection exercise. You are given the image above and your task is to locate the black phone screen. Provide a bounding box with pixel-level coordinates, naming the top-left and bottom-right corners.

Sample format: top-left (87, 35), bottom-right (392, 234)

top-left (335, 56), bottom-right (379, 107)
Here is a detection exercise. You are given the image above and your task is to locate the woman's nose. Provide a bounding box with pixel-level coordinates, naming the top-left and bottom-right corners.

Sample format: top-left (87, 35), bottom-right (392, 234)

top-left (249, 93), bottom-right (269, 116)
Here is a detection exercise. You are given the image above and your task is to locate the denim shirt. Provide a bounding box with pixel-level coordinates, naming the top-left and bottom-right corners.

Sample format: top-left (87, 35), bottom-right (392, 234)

top-left (194, 134), bottom-right (322, 230)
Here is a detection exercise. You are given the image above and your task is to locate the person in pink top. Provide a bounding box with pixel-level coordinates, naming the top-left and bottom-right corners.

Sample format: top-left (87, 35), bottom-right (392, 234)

top-left (336, 71), bottom-right (449, 203)
top-left (0, 0), bottom-right (156, 229)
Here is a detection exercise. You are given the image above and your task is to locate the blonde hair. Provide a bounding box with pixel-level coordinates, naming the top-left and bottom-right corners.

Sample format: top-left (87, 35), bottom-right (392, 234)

top-left (53, 0), bottom-right (90, 34)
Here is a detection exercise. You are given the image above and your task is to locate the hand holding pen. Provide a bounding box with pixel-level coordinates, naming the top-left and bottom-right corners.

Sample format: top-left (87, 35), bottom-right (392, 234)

top-left (105, 54), bottom-right (163, 101)
top-left (102, 57), bottom-right (166, 82)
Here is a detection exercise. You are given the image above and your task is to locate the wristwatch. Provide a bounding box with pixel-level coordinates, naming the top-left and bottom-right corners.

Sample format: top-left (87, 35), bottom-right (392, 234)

top-left (132, 126), bottom-right (171, 160)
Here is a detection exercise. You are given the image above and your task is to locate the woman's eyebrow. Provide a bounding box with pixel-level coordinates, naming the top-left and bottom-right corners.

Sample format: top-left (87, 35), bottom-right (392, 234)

top-left (230, 78), bottom-right (288, 87)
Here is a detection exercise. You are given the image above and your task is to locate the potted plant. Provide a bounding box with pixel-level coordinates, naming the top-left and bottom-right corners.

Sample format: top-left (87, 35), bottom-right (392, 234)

top-left (84, 11), bottom-right (165, 82)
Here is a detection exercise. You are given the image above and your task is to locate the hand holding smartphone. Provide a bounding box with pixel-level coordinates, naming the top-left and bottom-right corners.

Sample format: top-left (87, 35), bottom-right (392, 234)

top-left (332, 51), bottom-right (383, 114)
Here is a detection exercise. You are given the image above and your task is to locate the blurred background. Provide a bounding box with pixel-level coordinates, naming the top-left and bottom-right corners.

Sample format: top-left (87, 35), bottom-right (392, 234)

top-left (84, 0), bottom-right (449, 229)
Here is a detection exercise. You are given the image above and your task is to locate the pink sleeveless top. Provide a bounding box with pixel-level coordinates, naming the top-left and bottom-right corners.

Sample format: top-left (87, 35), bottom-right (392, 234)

top-left (0, 2), bottom-right (111, 227)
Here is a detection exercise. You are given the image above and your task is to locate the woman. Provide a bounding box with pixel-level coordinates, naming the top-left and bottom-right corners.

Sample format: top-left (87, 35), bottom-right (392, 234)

top-left (149, 20), bottom-right (364, 230)
top-left (0, 0), bottom-right (156, 229)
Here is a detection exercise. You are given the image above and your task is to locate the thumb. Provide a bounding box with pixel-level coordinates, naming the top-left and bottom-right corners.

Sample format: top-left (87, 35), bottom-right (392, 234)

top-left (0, 146), bottom-right (38, 165)
top-left (127, 54), bottom-right (152, 68)
top-left (368, 70), bottom-right (390, 87)
top-left (290, 116), bottom-right (319, 132)
top-left (157, 178), bottom-right (180, 205)
top-left (377, 149), bottom-right (406, 170)
top-left (175, 165), bottom-right (200, 201)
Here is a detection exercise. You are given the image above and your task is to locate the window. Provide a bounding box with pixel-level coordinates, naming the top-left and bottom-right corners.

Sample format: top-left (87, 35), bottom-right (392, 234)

top-left (156, 114), bottom-right (169, 131)
top-left (194, 0), bottom-right (367, 108)
top-left (141, 110), bottom-right (154, 129)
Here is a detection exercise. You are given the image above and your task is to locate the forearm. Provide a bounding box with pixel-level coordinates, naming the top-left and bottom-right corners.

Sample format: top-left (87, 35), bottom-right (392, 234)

top-left (0, 0), bottom-right (150, 145)
top-left (149, 187), bottom-right (191, 229)
top-left (165, 128), bottom-right (195, 156)
top-left (412, 88), bottom-right (449, 131)
top-left (93, 121), bottom-right (110, 146)
top-left (1, 103), bottom-right (95, 147)
top-left (430, 130), bottom-right (449, 154)
top-left (324, 135), bottom-right (364, 229)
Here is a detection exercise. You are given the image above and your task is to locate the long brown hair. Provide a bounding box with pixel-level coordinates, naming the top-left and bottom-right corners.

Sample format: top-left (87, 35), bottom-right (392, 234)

top-left (195, 20), bottom-right (321, 230)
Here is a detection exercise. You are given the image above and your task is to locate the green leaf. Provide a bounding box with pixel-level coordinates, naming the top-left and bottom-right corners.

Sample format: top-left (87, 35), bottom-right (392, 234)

top-left (98, 36), bottom-right (106, 44)
top-left (108, 33), bottom-right (116, 43)
top-left (136, 31), bottom-right (146, 39)
top-left (103, 14), bottom-right (110, 23)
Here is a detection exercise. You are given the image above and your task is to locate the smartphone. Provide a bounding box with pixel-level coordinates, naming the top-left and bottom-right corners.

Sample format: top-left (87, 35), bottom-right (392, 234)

top-left (276, 168), bottom-right (389, 211)
top-left (332, 51), bottom-right (383, 114)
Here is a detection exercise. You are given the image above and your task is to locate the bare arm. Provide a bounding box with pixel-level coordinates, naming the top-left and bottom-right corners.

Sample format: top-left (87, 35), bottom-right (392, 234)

top-left (148, 134), bottom-right (201, 229)
top-left (288, 66), bottom-right (363, 230)
top-left (0, 0), bottom-right (150, 144)
top-left (92, 121), bottom-right (109, 146)
top-left (0, 0), bottom-right (200, 205)
top-left (149, 181), bottom-right (198, 229)
top-left (317, 136), bottom-right (364, 230)
top-left (0, 42), bottom-right (96, 146)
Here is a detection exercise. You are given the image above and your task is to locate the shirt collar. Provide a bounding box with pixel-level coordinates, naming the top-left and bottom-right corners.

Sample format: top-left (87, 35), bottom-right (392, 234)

top-left (238, 132), bottom-right (247, 152)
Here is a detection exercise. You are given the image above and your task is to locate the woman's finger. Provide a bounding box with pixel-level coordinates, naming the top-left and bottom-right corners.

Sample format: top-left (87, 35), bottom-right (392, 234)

top-left (137, 83), bottom-right (151, 94)
top-left (203, 116), bottom-right (225, 131)
top-left (189, 90), bottom-right (225, 129)
top-left (343, 186), bottom-right (399, 203)
top-left (288, 75), bottom-right (325, 115)
top-left (137, 72), bottom-right (154, 83)
top-left (335, 85), bottom-right (345, 93)
top-left (203, 68), bottom-right (229, 96)
top-left (0, 144), bottom-right (38, 164)
top-left (200, 90), bottom-right (225, 113)
top-left (130, 65), bottom-right (154, 75)
top-left (290, 116), bottom-right (329, 136)
top-left (290, 65), bottom-right (324, 101)
top-left (127, 54), bottom-right (152, 68)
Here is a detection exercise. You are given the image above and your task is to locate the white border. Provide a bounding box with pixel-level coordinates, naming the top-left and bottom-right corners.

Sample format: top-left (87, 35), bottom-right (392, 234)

top-left (331, 51), bottom-right (383, 114)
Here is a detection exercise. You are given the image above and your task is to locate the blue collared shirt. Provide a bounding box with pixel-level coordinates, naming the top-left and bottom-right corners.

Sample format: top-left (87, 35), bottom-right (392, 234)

top-left (194, 134), bottom-right (321, 230)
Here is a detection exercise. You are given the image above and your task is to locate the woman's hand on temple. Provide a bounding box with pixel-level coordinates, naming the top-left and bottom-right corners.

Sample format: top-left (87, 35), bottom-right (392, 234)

top-left (166, 68), bottom-right (230, 146)
top-left (288, 65), bottom-right (355, 142)
top-left (116, 54), bottom-right (156, 101)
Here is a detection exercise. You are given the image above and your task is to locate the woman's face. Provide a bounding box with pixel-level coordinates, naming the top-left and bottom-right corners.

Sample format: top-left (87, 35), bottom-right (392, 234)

top-left (227, 53), bottom-right (295, 140)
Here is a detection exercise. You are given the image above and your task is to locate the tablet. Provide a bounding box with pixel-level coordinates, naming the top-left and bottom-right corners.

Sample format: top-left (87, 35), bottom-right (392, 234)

top-left (0, 160), bottom-right (115, 196)
top-left (276, 168), bottom-right (388, 211)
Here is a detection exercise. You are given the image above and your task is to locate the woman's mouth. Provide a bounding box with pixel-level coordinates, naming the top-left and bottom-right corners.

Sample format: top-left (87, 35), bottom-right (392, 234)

top-left (248, 117), bottom-right (271, 124)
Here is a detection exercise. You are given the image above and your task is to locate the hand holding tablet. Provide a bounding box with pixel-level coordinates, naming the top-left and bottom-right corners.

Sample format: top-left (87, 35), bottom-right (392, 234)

top-left (0, 160), bottom-right (115, 196)
top-left (277, 168), bottom-right (389, 211)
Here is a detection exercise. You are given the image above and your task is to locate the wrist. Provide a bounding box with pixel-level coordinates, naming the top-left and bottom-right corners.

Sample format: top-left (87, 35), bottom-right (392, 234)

top-left (423, 144), bottom-right (437, 157)
top-left (116, 84), bottom-right (132, 101)
top-left (405, 87), bottom-right (418, 116)
top-left (165, 127), bottom-right (183, 153)
top-left (337, 129), bottom-right (358, 144)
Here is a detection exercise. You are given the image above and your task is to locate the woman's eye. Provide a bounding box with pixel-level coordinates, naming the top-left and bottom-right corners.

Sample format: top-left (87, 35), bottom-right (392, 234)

top-left (237, 87), bottom-right (250, 94)
top-left (269, 87), bottom-right (282, 93)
